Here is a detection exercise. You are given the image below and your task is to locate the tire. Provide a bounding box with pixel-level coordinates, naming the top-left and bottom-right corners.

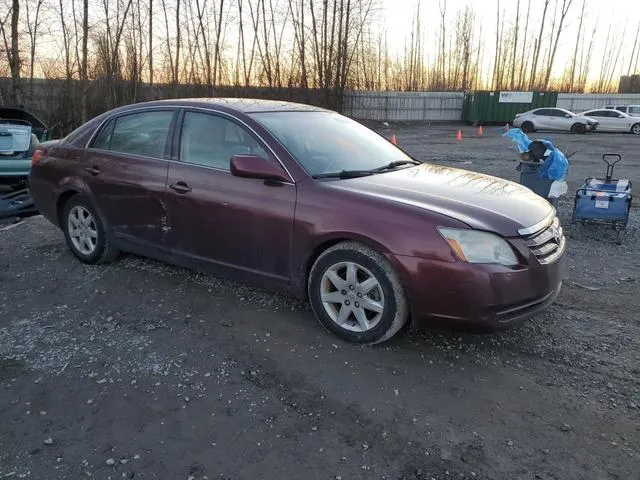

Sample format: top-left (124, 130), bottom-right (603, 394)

top-left (61, 194), bottom-right (119, 264)
top-left (521, 122), bottom-right (535, 133)
top-left (308, 241), bottom-right (408, 345)
top-left (631, 123), bottom-right (640, 135)
top-left (571, 123), bottom-right (586, 134)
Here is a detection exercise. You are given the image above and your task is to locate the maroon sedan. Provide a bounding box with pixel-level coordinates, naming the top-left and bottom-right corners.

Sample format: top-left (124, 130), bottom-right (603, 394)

top-left (29, 99), bottom-right (565, 344)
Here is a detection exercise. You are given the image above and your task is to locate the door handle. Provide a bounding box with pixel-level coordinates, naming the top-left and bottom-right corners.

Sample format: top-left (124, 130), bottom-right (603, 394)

top-left (169, 182), bottom-right (192, 194)
top-left (85, 166), bottom-right (101, 176)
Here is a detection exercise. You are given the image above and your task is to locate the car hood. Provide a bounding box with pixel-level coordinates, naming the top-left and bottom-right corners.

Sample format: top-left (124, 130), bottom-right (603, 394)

top-left (329, 163), bottom-right (555, 237)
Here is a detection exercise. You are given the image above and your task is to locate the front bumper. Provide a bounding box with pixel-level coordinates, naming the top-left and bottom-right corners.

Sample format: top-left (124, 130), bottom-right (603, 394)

top-left (391, 230), bottom-right (565, 332)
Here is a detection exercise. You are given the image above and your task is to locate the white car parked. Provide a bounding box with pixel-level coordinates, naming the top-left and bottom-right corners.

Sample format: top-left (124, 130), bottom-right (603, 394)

top-left (512, 107), bottom-right (599, 134)
top-left (604, 105), bottom-right (640, 117)
top-left (581, 109), bottom-right (640, 134)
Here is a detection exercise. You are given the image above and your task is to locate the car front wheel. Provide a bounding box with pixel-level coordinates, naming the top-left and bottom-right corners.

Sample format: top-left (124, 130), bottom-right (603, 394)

top-left (308, 242), bottom-right (408, 344)
top-left (521, 121), bottom-right (535, 133)
top-left (571, 123), bottom-right (586, 134)
top-left (631, 123), bottom-right (640, 135)
top-left (62, 195), bottom-right (119, 264)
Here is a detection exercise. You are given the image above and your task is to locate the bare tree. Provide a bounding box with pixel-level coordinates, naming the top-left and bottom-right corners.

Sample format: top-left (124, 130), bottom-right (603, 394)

top-left (543, 0), bottom-right (574, 89)
top-left (24, 0), bottom-right (45, 97)
top-left (517, 0), bottom-right (531, 88)
top-left (148, 0), bottom-right (153, 85)
top-left (510, 0), bottom-right (520, 89)
top-left (568, 0), bottom-right (586, 91)
top-left (627, 21), bottom-right (640, 76)
top-left (492, 0), bottom-right (500, 89)
top-left (7, 0), bottom-right (22, 104)
top-left (529, 0), bottom-right (550, 88)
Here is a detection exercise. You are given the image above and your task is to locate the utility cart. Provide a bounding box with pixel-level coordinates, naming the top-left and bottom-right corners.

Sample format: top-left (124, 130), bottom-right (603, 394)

top-left (570, 154), bottom-right (632, 244)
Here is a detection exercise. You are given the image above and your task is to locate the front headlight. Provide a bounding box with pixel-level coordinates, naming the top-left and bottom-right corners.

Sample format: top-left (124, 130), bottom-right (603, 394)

top-left (438, 228), bottom-right (519, 266)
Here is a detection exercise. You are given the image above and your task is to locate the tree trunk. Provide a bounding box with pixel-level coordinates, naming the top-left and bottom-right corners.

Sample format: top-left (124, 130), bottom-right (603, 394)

top-left (511, 0), bottom-right (520, 89)
top-left (10, 0), bottom-right (21, 105)
top-left (81, 0), bottom-right (89, 123)
top-left (518, 0), bottom-right (531, 88)
top-left (569, 0), bottom-right (585, 91)
top-left (543, 0), bottom-right (574, 89)
top-left (149, 0), bottom-right (153, 86)
top-left (529, 0), bottom-right (550, 88)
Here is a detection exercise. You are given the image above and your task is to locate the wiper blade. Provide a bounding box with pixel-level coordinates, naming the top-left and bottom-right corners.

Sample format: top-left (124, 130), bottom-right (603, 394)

top-left (312, 170), bottom-right (375, 179)
top-left (369, 159), bottom-right (422, 172)
top-left (311, 160), bottom-right (422, 179)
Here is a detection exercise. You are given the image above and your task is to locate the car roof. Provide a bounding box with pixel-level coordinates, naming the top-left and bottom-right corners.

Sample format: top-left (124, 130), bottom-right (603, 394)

top-left (116, 98), bottom-right (330, 114)
top-left (584, 108), bottom-right (626, 114)
top-left (533, 107), bottom-right (567, 111)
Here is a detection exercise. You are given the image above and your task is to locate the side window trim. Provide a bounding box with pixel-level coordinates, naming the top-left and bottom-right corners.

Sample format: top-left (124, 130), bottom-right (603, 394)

top-left (86, 107), bottom-right (179, 161)
top-left (167, 109), bottom-right (184, 161)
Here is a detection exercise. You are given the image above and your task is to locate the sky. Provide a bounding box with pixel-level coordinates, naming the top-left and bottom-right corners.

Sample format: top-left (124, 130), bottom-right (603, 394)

top-left (380, 0), bottom-right (640, 83)
top-left (16, 0), bottom-right (640, 88)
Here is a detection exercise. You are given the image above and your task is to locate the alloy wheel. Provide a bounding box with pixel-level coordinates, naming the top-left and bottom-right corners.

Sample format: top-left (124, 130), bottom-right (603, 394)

top-left (319, 261), bottom-right (385, 332)
top-left (67, 205), bottom-right (98, 255)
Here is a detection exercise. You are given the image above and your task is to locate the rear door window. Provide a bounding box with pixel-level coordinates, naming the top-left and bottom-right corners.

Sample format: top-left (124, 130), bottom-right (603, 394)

top-left (91, 110), bottom-right (174, 159)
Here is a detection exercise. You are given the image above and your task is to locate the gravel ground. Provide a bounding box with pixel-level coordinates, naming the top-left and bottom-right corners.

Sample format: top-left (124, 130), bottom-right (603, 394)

top-left (1, 125), bottom-right (639, 479)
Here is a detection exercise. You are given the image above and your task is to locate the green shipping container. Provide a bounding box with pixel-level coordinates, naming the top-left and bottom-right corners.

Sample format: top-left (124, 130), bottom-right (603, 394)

top-left (463, 91), bottom-right (558, 125)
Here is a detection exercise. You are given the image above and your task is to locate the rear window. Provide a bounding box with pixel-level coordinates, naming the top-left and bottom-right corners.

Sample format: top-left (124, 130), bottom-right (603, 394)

top-left (90, 110), bottom-right (174, 159)
top-left (0, 124), bottom-right (32, 153)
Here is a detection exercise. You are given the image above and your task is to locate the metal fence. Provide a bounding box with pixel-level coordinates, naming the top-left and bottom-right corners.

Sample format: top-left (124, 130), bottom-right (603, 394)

top-left (344, 91), bottom-right (640, 122)
top-left (343, 91), bottom-right (464, 122)
top-left (557, 93), bottom-right (640, 112)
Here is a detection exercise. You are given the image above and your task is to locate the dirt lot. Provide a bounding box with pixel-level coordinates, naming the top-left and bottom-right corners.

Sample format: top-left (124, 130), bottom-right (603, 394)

top-left (1, 125), bottom-right (639, 480)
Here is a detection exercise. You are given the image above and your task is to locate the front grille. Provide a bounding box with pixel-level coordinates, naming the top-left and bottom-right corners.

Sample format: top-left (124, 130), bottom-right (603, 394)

top-left (523, 216), bottom-right (565, 264)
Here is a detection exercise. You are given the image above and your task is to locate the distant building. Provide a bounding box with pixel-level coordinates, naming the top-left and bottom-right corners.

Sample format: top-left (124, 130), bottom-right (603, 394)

top-left (619, 75), bottom-right (640, 93)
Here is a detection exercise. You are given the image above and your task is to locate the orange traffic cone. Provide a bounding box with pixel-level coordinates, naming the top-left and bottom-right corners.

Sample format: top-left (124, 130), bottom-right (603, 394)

top-left (456, 129), bottom-right (462, 142)
top-left (391, 133), bottom-right (397, 145)
top-left (477, 125), bottom-right (484, 136)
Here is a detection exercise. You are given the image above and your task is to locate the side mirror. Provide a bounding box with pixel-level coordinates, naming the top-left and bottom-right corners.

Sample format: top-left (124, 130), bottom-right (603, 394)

top-left (230, 154), bottom-right (290, 183)
top-left (565, 114), bottom-right (572, 118)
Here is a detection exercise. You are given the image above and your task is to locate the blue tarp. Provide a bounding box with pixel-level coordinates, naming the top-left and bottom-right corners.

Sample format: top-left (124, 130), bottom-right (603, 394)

top-left (503, 128), bottom-right (568, 181)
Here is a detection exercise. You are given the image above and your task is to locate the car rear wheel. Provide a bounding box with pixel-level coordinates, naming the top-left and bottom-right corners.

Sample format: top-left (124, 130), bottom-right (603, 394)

top-left (62, 195), bottom-right (119, 264)
top-left (308, 242), bottom-right (408, 344)
top-left (631, 123), bottom-right (640, 135)
top-left (521, 121), bottom-right (535, 133)
top-left (571, 123), bottom-right (586, 134)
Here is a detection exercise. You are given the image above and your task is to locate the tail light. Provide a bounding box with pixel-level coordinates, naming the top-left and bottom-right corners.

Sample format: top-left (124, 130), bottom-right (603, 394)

top-left (32, 149), bottom-right (44, 166)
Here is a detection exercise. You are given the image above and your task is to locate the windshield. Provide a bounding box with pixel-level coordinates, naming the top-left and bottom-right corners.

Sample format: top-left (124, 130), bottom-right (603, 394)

top-left (250, 111), bottom-right (414, 176)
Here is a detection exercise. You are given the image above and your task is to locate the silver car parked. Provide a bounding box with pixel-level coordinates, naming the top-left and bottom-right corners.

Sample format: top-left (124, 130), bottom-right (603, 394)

top-left (604, 105), bottom-right (640, 117)
top-left (581, 109), bottom-right (640, 134)
top-left (512, 107), bottom-right (598, 134)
